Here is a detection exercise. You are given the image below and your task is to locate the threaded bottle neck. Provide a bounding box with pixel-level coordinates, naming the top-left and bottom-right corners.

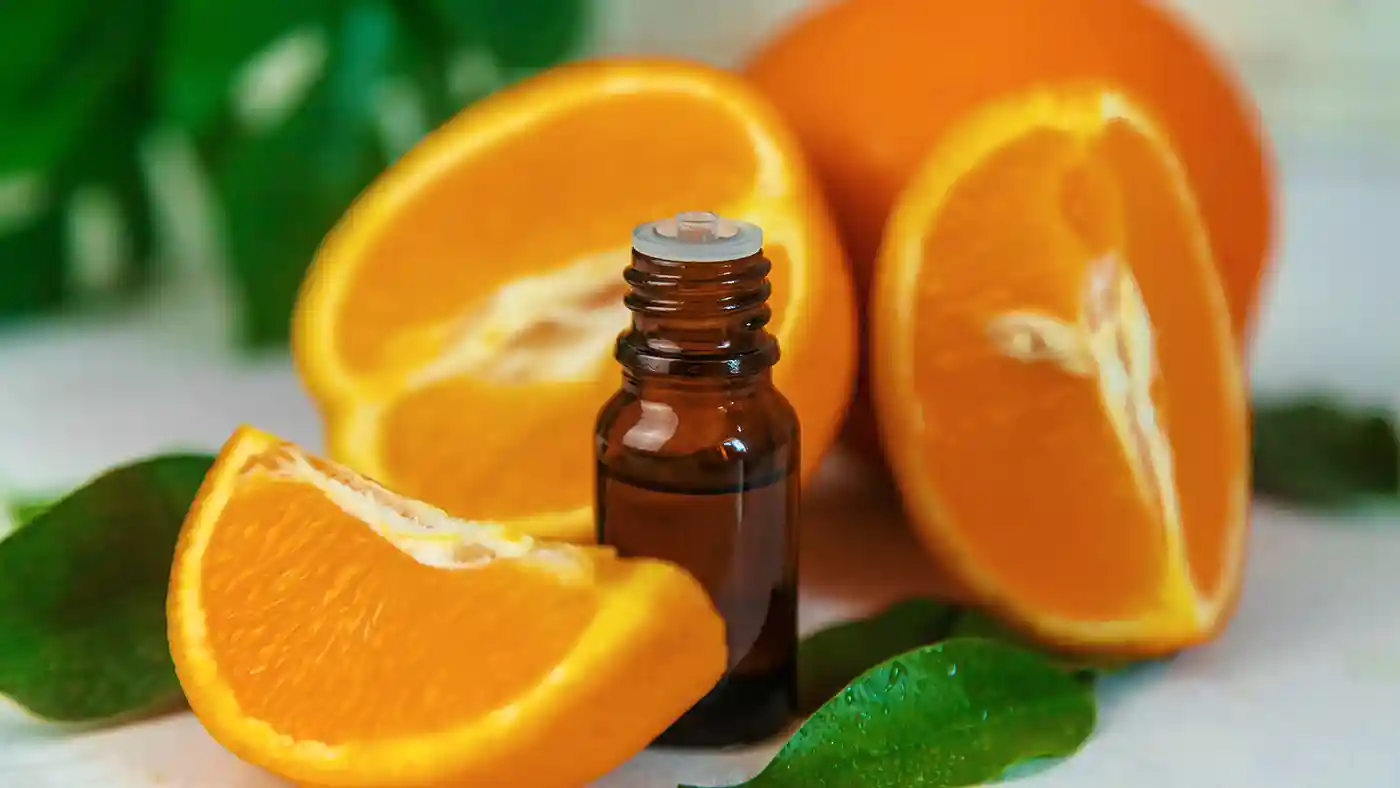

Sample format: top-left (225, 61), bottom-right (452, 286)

top-left (615, 249), bottom-right (780, 379)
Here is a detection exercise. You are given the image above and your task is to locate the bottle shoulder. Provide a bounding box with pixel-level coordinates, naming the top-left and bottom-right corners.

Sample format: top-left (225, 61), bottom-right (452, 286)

top-left (595, 384), bottom-right (798, 460)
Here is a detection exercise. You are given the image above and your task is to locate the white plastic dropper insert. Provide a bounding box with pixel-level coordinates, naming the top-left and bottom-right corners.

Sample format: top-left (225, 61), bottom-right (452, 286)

top-left (631, 210), bottom-right (764, 263)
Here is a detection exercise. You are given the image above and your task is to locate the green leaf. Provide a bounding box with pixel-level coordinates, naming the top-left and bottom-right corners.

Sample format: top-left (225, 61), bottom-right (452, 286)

top-left (160, 0), bottom-right (333, 134)
top-left (408, 0), bottom-right (489, 44)
top-left (0, 6), bottom-right (114, 174)
top-left (697, 638), bottom-right (1097, 788)
top-left (0, 1), bottom-right (81, 108)
top-left (393, 0), bottom-right (472, 126)
top-left (0, 197), bottom-right (67, 322)
top-left (0, 454), bottom-right (214, 723)
top-left (479, 0), bottom-right (588, 70)
top-left (215, 0), bottom-right (395, 348)
top-left (798, 598), bottom-right (958, 713)
top-left (0, 71), bottom-right (158, 321)
top-left (798, 599), bottom-right (1130, 714)
top-left (69, 71), bottom-right (161, 296)
top-left (948, 610), bottom-right (1131, 679)
top-left (0, 0), bottom-right (162, 322)
top-left (0, 1), bottom-right (145, 176)
top-left (1252, 396), bottom-right (1400, 508)
top-left (8, 494), bottom-right (58, 527)
top-left (95, 145), bottom-right (159, 295)
top-left (4, 0), bottom-right (586, 341)
top-left (407, 0), bottom-right (589, 73)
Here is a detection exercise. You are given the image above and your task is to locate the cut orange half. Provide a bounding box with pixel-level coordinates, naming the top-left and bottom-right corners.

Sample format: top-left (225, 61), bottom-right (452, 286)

top-left (167, 426), bottom-right (725, 787)
top-left (292, 58), bottom-right (856, 542)
top-left (870, 86), bottom-right (1250, 654)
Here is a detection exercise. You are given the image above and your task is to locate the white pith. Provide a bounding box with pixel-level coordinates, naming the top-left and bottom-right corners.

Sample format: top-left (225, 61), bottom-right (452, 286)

top-left (245, 444), bottom-right (588, 578)
top-left (987, 252), bottom-right (1185, 590)
top-left (403, 249), bottom-right (632, 391)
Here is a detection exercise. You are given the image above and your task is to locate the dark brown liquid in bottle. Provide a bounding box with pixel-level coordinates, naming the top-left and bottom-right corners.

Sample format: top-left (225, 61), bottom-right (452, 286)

top-left (595, 213), bottom-right (799, 748)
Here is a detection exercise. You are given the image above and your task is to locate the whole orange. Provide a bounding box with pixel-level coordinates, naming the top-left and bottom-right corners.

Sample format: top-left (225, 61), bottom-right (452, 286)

top-left (744, 0), bottom-right (1275, 458)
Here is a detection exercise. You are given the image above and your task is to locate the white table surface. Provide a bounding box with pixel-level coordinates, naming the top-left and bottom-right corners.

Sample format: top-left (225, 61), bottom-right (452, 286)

top-left (2, 143), bottom-right (1399, 786)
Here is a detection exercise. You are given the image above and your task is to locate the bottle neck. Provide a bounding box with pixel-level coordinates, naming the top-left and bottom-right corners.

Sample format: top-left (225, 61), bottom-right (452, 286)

top-left (615, 249), bottom-right (780, 380)
top-left (619, 367), bottom-right (773, 396)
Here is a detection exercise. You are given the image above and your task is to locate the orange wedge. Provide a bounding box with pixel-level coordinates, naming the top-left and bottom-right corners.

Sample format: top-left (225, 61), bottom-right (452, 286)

top-left (168, 426), bottom-right (725, 787)
top-left (292, 58), bottom-right (856, 542)
top-left (870, 87), bottom-right (1250, 654)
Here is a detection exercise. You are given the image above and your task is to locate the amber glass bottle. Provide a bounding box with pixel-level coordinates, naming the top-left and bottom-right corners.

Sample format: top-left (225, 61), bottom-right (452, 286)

top-left (594, 211), bottom-right (799, 748)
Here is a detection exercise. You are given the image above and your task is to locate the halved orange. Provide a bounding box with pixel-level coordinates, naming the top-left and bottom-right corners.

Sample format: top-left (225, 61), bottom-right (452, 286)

top-left (743, 0), bottom-right (1274, 464)
top-left (167, 425), bottom-right (725, 787)
top-left (292, 57), bottom-right (856, 542)
top-left (870, 86), bottom-right (1250, 654)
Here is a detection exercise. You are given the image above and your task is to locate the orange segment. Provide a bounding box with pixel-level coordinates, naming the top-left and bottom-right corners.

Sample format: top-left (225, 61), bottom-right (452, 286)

top-left (293, 57), bottom-right (856, 542)
top-left (871, 87), bottom-right (1249, 654)
top-left (168, 426), bottom-right (725, 787)
top-left (376, 377), bottom-right (616, 520)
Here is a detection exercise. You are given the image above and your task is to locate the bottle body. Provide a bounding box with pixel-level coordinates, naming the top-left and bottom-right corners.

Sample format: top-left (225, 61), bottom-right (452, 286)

top-left (594, 211), bottom-right (800, 747)
top-left (595, 376), bottom-right (799, 747)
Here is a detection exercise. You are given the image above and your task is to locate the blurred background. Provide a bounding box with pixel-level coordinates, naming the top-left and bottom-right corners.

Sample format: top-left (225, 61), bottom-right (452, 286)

top-left (1, 0), bottom-right (1397, 492)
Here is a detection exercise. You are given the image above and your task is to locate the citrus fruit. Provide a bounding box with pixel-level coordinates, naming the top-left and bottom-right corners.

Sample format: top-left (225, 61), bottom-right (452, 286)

top-left (168, 425), bottom-right (726, 787)
top-left (292, 57), bottom-right (856, 542)
top-left (744, 0), bottom-right (1274, 457)
top-left (869, 86), bottom-right (1250, 654)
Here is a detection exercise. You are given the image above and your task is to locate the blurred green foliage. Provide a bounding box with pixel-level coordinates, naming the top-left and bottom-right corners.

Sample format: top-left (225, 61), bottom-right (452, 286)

top-left (0, 0), bottom-right (588, 347)
top-left (1252, 396), bottom-right (1399, 509)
